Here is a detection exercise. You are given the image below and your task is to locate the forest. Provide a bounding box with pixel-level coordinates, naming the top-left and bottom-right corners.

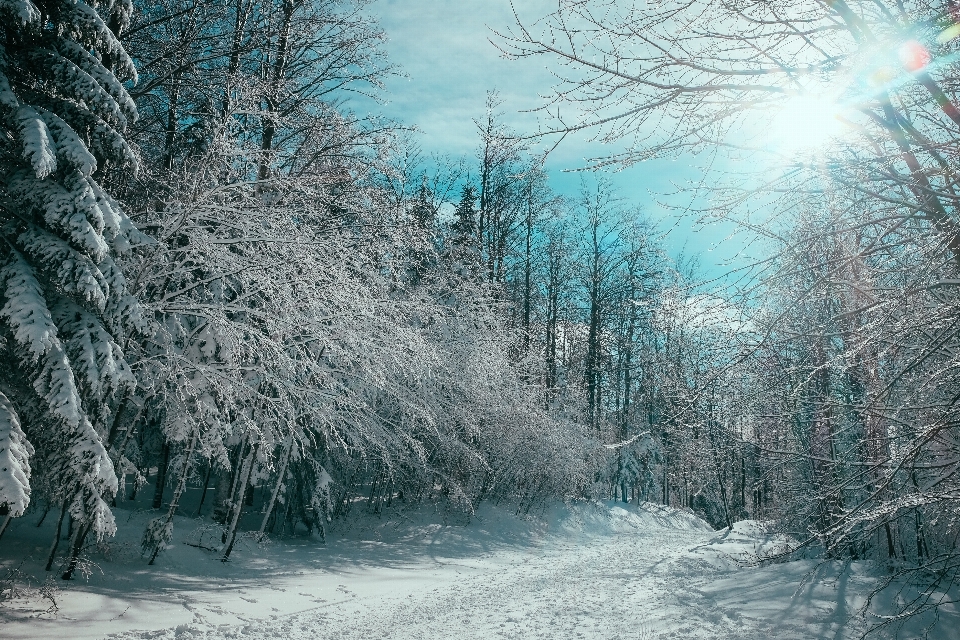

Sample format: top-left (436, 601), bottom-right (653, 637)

top-left (1, 0), bottom-right (960, 636)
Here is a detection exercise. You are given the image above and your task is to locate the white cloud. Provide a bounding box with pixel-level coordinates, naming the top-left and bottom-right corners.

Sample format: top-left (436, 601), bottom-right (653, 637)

top-left (656, 291), bottom-right (754, 335)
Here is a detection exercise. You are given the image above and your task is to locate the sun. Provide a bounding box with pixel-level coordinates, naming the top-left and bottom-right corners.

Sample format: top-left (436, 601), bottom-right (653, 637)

top-left (770, 93), bottom-right (845, 156)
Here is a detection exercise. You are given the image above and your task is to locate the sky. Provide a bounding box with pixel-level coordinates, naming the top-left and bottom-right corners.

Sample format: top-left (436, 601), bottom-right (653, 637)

top-left (349, 0), bottom-right (747, 280)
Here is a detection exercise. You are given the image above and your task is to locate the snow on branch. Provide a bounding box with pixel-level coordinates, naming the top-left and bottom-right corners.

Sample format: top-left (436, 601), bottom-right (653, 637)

top-left (0, 392), bottom-right (33, 517)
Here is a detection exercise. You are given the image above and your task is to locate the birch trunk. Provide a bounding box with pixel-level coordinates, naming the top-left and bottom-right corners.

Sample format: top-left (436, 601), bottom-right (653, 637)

top-left (221, 443), bottom-right (258, 561)
top-left (259, 435), bottom-right (293, 536)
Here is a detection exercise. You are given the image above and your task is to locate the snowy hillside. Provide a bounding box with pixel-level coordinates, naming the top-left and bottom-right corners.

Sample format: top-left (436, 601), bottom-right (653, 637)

top-left (2, 501), bottom-right (958, 640)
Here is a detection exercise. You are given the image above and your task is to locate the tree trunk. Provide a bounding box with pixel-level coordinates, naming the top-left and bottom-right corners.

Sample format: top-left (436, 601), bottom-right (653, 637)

top-left (584, 211), bottom-right (603, 432)
top-left (35, 503), bottom-right (50, 527)
top-left (222, 0), bottom-right (250, 115)
top-left (258, 436), bottom-right (293, 536)
top-left (44, 501), bottom-right (68, 571)
top-left (160, 72), bottom-right (182, 171)
top-left (106, 396), bottom-right (130, 449)
top-left (884, 519), bottom-right (896, 560)
top-left (708, 412), bottom-right (733, 530)
top-left (257, 0), bottom-right (295, 183)
top-left (221, 443), bottom-right (258, 561)
top-left (621, 282), bottom-right (635, 440)
top-left (61, 519), bottom-right (91, 580)
top-left (211, 471), bottom-right (232, 524)
top-left (129, 467), bottom-right (142, 501)
top-left (215, 437), bottom-right (247, 526)
top-left (0, 513), bottom-right (12, 542)
top-left (195, 463), bottom-right (214, 517)
top-left (544, 246), bottom-right (560, 395)
top-left (152, 441), bottom-right (170, 509)
top-left (148, 430), bottom-right (199, 565)
top-left (662, 466), bottom-right (669, 506)
top-left (522, 191), bottom-right (533, 354)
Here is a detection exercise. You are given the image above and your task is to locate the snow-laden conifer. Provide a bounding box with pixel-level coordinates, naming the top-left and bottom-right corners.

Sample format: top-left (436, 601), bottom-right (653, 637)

top-left (0, 0), bottom-right (144, 577)
top-left (0, 391), bottom-right (33, 518)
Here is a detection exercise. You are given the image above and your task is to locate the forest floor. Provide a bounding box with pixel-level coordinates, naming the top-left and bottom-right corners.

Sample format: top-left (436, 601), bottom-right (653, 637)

top-left (1, 499), bottom-right (958, 639)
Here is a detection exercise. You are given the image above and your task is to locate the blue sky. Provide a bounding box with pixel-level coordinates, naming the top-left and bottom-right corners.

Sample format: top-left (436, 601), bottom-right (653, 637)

top-left (350, 0), bottom-right (748, 279)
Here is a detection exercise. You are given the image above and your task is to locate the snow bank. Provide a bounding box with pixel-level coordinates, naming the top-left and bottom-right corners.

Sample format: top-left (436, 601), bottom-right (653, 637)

top-left (603, 501), bottom-right (715, 533)
top-left (320, 500), bottom-right (713, 555)
top-left (547, 500), bottom-right (714, 539)
top-left (696, 519), bottom-right (796, 568)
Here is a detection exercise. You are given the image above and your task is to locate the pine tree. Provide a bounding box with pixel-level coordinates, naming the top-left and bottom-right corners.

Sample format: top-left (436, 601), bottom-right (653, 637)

top-left (405, 178), bottom-right (438, 284)
top-left (447, 184), bottom-right (480, 279)
top-left (411, 179), bottom-right (437, 231)
top-left (0, 0), bottom-right (145, 577)
top-left (452, 184), bottom-right (477, 239)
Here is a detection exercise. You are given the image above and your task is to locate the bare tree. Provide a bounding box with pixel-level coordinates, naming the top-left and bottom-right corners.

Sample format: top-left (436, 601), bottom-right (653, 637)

top-left (503, 4), bottom-right (960, 622)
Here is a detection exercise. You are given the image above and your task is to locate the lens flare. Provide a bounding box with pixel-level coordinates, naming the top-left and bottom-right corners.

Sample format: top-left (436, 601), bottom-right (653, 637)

top-left (899, 40), bottom-right (932, 72)
top-left (868, 66), bottom-right (897, 87)
top-left (937, 23), bottom-right (960, 44)
top-left (771, 93), bottom-right (843, 155)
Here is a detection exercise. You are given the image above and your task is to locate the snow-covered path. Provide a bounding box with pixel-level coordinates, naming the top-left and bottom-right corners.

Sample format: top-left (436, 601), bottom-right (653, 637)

top-left (4, 502), bottom-right (959, 639)
top-left (307, 526), bottom-right (739, 640)
top-left (110, 505), bottom-right (753, 640)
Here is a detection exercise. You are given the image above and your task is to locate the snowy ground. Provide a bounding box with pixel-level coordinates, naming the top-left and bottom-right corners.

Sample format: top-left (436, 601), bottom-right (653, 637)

top-left (2, 500), bottom-right (959, 639)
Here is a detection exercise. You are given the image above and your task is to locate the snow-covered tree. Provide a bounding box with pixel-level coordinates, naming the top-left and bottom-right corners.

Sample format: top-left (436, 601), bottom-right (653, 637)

top-left (0, 391), bottom-right (33, 536)
top-left (0, 0), bottom-right (146, 578)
